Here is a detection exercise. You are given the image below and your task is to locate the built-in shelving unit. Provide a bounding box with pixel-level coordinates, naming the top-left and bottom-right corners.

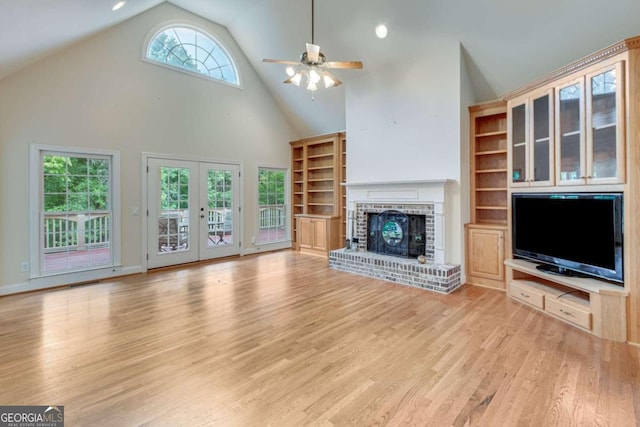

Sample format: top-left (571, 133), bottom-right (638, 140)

top-left (466, 101), bottom-right (508, 290)
top-left (290, 132), bottom-right (346, 256)
top-left (501, 35), bottom-right (640, 344)
top-left (470, 102), bottom-right (508, 225)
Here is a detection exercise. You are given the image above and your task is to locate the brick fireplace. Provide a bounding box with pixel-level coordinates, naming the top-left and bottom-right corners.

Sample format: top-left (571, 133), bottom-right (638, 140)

top-left (329, 180), bottom-right (462, 294)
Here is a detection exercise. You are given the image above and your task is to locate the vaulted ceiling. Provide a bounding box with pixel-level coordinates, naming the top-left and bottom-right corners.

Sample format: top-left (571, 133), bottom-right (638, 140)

top-left (2, 0), bottom-right (640, 135)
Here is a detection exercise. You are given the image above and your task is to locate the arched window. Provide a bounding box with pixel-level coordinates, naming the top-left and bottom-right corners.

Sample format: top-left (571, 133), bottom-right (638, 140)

top-left (146, 25), bottom-right (239, 86)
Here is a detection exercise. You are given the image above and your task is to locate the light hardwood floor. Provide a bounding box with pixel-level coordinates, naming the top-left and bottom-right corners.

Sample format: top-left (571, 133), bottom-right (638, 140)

top-left (0, 251), bottom-right (638, 426)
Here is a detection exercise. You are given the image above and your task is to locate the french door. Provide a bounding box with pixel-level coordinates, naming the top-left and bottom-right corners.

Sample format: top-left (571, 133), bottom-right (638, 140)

top-left (147, 158), bottom-right (240, 269)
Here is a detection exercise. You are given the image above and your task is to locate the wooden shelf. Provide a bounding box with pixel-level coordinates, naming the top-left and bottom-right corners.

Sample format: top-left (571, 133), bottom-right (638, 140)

top-left (308, 166), bottom-right (334, 171)
top-left (308, 178), bottom-right (334, 182)
top-left (477, 219), bottom-right (508, 225)
top-left (308, 190), bottom-right (333, 193)
top-left (505, 259), bottom-right (626, 296)
top-left (476, 168), bottom-right (507, 173)
top-left (476, 149), bottom-right (508, 156)
top-left (475, 188), bottom-right (507, 192)
top-left (475, 206), bottom-right (508, 210)
top-left (476, 130), bottom-right (507, 138)
top-left (307, 153), bottom-right (334, 159)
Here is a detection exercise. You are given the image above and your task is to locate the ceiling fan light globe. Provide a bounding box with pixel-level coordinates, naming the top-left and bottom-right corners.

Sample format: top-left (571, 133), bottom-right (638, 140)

top-left (291, 72), bottom-right (303, 86)
top-left (323, 74), bottom-right (336, 88)
top-left (307, 81), bottom-right (318, 91)
top-left (309, 68), bottom-right (322, 84)
top-left (286, 66), bottom-right (296, 77)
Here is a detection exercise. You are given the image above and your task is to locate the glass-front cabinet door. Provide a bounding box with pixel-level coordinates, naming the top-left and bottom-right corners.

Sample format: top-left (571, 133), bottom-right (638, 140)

top-left (530, 91), bottom-right (554, 186)
top-left (509, 102), bottom-right (527, 186)
top-left (509, 90), bottom-right (553, 187)
top-left (556, 79), bottom-right (585, 185)
top-left (586, 63), bottom-right (625, 184)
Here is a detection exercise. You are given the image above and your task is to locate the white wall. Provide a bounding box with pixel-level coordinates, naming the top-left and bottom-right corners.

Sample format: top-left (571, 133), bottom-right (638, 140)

top-left (345, 37), bottom-right (468, 266)
top-left (0, 3), bottom-right (298, 290)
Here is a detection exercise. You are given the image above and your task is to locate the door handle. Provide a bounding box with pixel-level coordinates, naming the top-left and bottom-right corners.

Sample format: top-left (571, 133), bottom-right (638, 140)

top-left (200, 214), bottom-right (205, 219)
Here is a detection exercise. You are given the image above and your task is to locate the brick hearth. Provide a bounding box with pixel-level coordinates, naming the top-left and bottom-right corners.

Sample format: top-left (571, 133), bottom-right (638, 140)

top-left (329, 249), bottom-right (462, 294)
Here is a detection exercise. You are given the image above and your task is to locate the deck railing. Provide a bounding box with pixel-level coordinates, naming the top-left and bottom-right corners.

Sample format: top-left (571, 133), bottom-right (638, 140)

top-left (259, 205), bottom-right (286, 229)
top-left (44, 207), bottom-right (282, 252)
top-left (43, 213), bottom-right (110, 252)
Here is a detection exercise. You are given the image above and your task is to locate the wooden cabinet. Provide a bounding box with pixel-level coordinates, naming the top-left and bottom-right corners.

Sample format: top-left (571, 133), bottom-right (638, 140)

top-left (465, 224), bottom-right (506, 289)
top-left (290, 133), bottom-right (346, 256)
top-left (502, 36), bottom-right (640, 343)
top-left (505, 259), bottom-right (627, 341)
top-left (508, 89), bottom-right (555, 187)
top-left (555, 62), bottom-right (625, 185)
top-left (296, 215), bottom-right (341, 256)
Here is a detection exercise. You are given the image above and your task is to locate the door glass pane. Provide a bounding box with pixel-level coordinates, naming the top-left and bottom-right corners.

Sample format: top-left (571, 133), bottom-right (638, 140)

top-left (532, 95), bottom-right (550, 182)
top-left (42, 154), bottom-right (112, 273)
top-left (591, 69), bottom-right (617, 179)
top-left (511, 104), bottom-right (526, 183)
top-left (207, 169), bottom-right (233, 247)
top-left (558, 83), bottom-right (582, 181)
top-left (158, 167), bottom-right (190, 253)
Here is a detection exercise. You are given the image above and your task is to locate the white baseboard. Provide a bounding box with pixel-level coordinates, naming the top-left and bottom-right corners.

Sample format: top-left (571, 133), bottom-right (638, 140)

top-left (242, 241), bottom-right (292, 256)
top-left (0, 265), bottom-right (143, 297)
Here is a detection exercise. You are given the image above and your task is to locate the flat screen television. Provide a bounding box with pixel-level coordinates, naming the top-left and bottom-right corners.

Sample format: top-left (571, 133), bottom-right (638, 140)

top-left (511, 192), bottom-right (623, 284)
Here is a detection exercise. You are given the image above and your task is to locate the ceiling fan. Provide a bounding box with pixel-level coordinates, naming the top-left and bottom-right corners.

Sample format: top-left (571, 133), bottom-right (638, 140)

top-left (262, 0), bottom-right (363, 91)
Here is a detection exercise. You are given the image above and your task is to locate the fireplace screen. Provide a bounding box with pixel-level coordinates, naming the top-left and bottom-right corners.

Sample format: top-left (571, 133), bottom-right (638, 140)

top-left (367, 210), bottom-right (426, 258)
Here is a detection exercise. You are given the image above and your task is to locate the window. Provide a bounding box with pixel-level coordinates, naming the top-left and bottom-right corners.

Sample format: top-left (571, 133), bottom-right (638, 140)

top-left (258, 168), bottom-right (288, 244)
top-left (31, 147), bottom-right (119, 277)
top-left (146, 25), bottom-right (239, 85)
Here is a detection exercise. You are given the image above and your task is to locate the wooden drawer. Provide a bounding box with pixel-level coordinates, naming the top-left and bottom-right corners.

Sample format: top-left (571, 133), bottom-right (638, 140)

top-left (511, 280), bottom-right (545, 309)
top-left (545, 297), bottom-right (592, 330)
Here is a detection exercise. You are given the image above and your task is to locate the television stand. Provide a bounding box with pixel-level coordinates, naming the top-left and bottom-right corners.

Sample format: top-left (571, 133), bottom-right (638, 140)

top-left (535, 263), bottom-right (590, 278)
top-left (505, 258), bottom-right (628, 342)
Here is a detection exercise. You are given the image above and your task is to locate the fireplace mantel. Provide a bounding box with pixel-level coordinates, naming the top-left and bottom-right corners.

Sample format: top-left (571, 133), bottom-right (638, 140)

top-left (345, 179), bottom-right (453, 264)
top-left (343, 179), bottom-right (451, 188)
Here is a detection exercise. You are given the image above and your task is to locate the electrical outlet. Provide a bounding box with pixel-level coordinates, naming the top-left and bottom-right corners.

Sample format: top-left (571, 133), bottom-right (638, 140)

top-left (20, 262), bottom-right (29, 273)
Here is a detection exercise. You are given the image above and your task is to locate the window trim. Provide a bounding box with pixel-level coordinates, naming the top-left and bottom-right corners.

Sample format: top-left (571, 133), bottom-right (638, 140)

top-left (142, 21), bottom-right (242, 89)
top-left (256, 164), bottom-right (290, 245)
top-left (29, 144), bottom-right (122, 281)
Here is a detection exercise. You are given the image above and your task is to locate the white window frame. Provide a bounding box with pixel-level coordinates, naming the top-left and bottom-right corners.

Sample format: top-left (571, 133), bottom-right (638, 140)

top-left (256, 164), bottom-right (290, 247)
top-left (29, 144), bottom-right (121, 286)
top-left (142, 21), bottom-right (242, 89)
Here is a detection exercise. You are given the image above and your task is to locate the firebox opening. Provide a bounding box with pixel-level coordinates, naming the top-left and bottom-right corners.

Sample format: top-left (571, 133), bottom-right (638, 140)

top-left (367, 210), bottom-right (426, 258)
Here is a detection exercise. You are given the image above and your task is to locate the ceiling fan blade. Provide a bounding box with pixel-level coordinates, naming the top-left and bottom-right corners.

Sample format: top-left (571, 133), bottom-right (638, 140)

top-left (324, 61), bottom-right (364, 69)
top-left (262, 59), bottom-right (301, 65)
top-left (306, 43), bottom-right (321, 63)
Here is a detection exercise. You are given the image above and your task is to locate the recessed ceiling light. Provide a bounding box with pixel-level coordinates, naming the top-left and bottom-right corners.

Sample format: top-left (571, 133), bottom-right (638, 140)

top-left (375, 24), bottom-right (388, 39)
top-left (112, 1), bottom-right (126, 11)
